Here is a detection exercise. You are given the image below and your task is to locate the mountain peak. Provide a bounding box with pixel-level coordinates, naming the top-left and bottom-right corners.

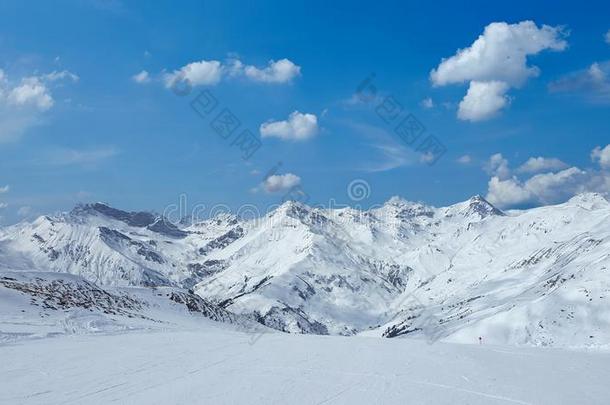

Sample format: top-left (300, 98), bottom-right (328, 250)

top-left (566, 193), bottom-right (609, 210)
top-left (465, 195), bottom-right (504, 217)
top-left (443, 195), bottom-right (504, 219)
top-left (72, 202), bottom-right (157, 227)
top-left (271, 199), bottom-right (330, 227)
top-left (380, 196), bottom-right (434, 220)
top-left (70, 202), bottom-right (188, 238)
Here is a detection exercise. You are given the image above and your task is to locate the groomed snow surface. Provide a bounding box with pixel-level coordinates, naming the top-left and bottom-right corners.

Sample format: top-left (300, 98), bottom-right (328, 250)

top-left (2, 327), bottom-right (610, 405)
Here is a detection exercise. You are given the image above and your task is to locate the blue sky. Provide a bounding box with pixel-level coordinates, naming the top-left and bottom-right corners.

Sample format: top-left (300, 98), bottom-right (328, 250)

top-left (1, 0), bottom-right (609, 223)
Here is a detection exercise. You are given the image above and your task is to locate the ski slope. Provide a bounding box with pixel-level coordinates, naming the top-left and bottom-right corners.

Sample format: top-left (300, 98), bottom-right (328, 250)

top-left (1, 327), bottom-right (609, 405)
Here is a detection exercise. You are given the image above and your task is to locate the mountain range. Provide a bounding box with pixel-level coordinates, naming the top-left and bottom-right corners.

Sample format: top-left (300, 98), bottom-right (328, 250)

top-left (1, 193), bottom-right (609, 348)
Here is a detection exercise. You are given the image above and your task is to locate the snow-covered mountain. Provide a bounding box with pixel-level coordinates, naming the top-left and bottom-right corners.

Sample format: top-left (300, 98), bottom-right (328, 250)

top-left (1, 194), bottom-right (610, 348)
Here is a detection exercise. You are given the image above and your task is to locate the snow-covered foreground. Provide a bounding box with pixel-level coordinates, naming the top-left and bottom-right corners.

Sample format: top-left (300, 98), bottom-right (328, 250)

top-left (2, 328), bottom-right (609, 405)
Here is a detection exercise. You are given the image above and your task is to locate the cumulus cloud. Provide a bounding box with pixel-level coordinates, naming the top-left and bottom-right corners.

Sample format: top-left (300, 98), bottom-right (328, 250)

top-left (243, 59), bottom-right (301, 83)
top-left (606, 30), bottom-right (610, 45)
top-left (517, 157), bottom-right (568, 174)
top-left (260, 111), bottom-right (318, 141)
top-left (164, 60), bottom-right (223, 88)
top-left (591, 144), bottom-right (610, 169)
top-left (132, 70), bottom-right (150, 84)
top-left (262, 173), bottom-right (301, 193)
top-left (485, 145), bottom-right (610, 208)
top-left (486, 176), bottom-right (536, 207)
top-left (7, 77), bottom-right (54, 110)
top-left (457, 81), bottom-right (510, 121)
top-left (485, 153), bottom-right (511, 179)
top-left (160, 57), bottom-right (301, 89)
top-left (431, 21), bottom-right (567, 87)
top-left (549, 61), bottom-right (610, 102)
top-left (0, 69), bottom-right (77, 142)
top-left (430, 21), bottom-right (567, 121)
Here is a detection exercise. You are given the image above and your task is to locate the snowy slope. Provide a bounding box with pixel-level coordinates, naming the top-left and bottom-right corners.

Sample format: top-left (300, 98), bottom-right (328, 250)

top-left (0, 270), bottom-right (267, 344)
top-left (2, 327), bottom-right (610, 405)
top-left (1, 194), bottom-right (610, 347)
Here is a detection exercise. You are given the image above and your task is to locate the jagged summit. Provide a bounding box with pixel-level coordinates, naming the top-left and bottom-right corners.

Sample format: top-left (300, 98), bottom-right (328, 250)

top-left (465, 195), bottom-right (505, 217)
top-left (72, 202), bottom-right (157, 226)
top-left (70, 202), bottom-right (187, 238)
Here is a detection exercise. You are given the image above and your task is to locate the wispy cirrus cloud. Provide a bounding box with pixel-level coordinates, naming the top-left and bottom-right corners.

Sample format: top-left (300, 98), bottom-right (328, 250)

top-left (549, 61), bottom-right (610, 103)
top-left (344, 121), bottom-right (416, 173)
top-left (38, 146), bottom-right (119, 167)
top-left (363, 143), bottom-right (413, 173)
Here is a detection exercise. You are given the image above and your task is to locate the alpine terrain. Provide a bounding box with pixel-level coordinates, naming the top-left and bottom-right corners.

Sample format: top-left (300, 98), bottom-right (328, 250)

top-left (1, 193), bottom-right (609, 348)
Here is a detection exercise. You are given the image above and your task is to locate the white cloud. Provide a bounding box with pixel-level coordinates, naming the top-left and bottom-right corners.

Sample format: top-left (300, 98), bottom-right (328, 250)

top-left (431, 21), bottom-right (567, 121)
top-left (485, 146), bottom-right (610, 208)
top-left (42, 147), bottom-right (119, 167)
top-left (457, 155), bottom-right (472, 164)
top-left (486, 176), bottom-right (535, 207)
top-left (517, 157), bottom-right (568, 174)
top-left (486, 168), bottom-right (592, 208)
top-left (363, 143), bottom-right (412, 172)
top-left (549, 61), bottom-right (610, 102)
top-left (262, 173), bottom-right (301, 193)
top-left (345, 122), bottom-right (415, 172)
top-left (457, 81), bottom-right (510, 121)
top-left (0, 69), bottom-right (77, 142)
top-left (605, 29), bottom-right (610, 45)
top-left (421, 97), bottom-right (434, 108)
top-left (132, 70), bottom-right (150, 84)
top-left (243, 59), bottom-right (301, 84)
top-left (525, 168), bottom-right (590, 204)
top-left (591, 144), bottom-right (610, 169)
top-left (43, 70), bottom-right (79, 82)
top-left (431, 21), bottom-right (567, 87)
top-left (260, 111), bottom-right (318, 141)
top-left (7, 77), bottom-right (54, 111)
top-left (0, 185), bottom-right (9, 193)
top-left (485, 153), bottom-right (511, 179)
top-left (160, 57), bottom-right (301, 89)
top-left (164, 60), bottom-right (223, 88)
